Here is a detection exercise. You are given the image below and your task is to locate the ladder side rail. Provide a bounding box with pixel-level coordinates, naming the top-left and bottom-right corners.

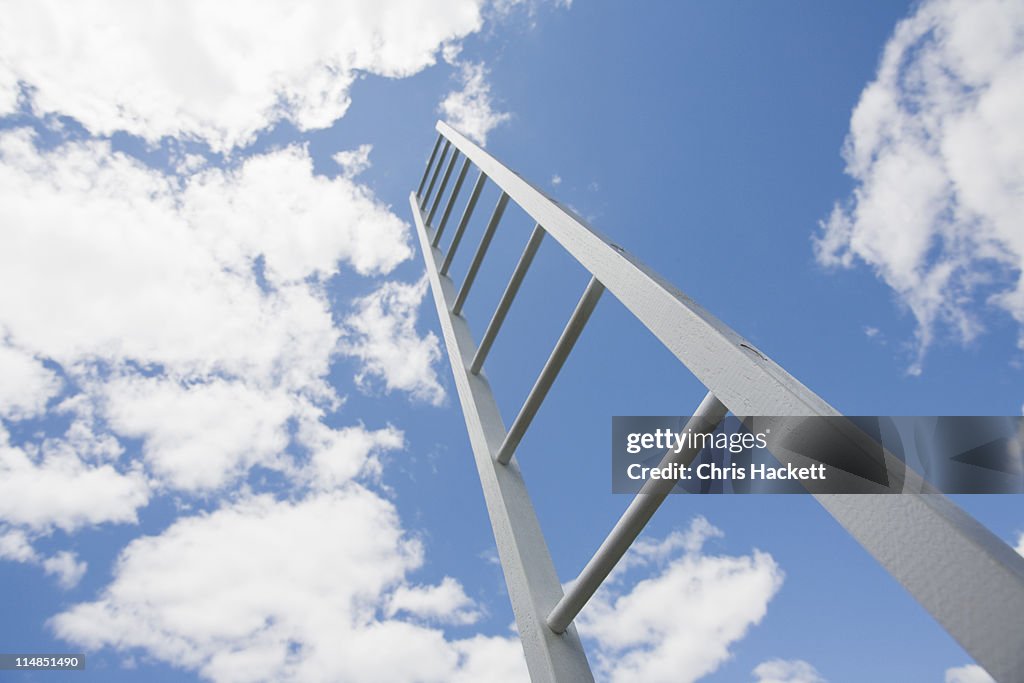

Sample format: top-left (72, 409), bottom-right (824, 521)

top-left (410, 193), bottom-right (596, 683)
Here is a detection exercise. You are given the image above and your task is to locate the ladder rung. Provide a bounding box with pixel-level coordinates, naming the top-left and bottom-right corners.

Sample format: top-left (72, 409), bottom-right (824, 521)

top-left (495, 276), bottom-right (604, 465)
top-left (440, 170), bottom-right (487, 276)
top-left (433, 157), bottom-right (472, 247)
top-left (420, 140), bottom-right (450, 209)
top-left (452, 192), bottom-right (510, 315)
top-left (470, 224), bottom-right (545, 374)
top-left (427, 149), bottom-right (460, 226)
top-left (546, 391), bottom-right (728, 634)
top-left (416, 133), bottom-right (443, 198)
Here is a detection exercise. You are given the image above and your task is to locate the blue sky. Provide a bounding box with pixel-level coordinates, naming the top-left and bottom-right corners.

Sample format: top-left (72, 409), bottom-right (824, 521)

top-left (0, 2), bottom-right (1021, 682)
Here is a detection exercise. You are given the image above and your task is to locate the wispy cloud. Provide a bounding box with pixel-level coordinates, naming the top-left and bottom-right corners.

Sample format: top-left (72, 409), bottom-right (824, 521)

top-left (753, 659), bottom-right (826, 683)
top-left (815, 0), bottom-right (1024, 374)
top-left (333, 144), bottom-right (373, 179)
top-left (42, 551), bottom-right (88, 590)
top-left (439, 62), bottom-right (511, 145)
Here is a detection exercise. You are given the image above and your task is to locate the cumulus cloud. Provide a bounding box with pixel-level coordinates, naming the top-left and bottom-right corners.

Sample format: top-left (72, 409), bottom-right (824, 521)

top-left (1015, 532), bottom-right (1024, 556)
top-left (0, 0), bottom-right (487, 151)
top-left (439, 62), bottom-right (511, 145)
top-left (0, 126), bottom-right (436, 497)
top-left (52, 490), bottom-right (526, 683)
top-left (0, 129), bottom-right (406, 387)
top-left (945, 664), bottom-right (996, 683)
top-left (0, 4), bottom-right (568, 680)
top-left (387, 576), bottom-right (482, 625)
top-left (102, 377), bottom-right (295, 492)
top-left (0, 121), bottom-right (510, 675)
top-left (298, 420), bottom-right (404, 490)
top-left (578, 517), bottom-right (784, 683)
top-left (815, 0), bottom-right (1024, 374)
top-left (753, 659), bottom-right (826, 683)
top-left (342, 278), bottom-right (446, 405)
top-left (0, 425), bottom-right (149, 533)
top-left (181, 144), bottom-right (411, 286)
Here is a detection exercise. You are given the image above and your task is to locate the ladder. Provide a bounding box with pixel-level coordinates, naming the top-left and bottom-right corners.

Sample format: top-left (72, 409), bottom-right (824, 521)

top-left (409, 121), bottom-right (1024, 682)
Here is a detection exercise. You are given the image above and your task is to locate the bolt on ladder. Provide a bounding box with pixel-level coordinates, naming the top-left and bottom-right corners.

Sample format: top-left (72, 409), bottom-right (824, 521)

top-left (410, 121), bottom-right (1024, 683)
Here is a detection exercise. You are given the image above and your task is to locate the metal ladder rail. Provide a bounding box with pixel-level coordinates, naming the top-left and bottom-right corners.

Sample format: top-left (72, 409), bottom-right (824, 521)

top-left (411, 122), bottom-right (1024, 683)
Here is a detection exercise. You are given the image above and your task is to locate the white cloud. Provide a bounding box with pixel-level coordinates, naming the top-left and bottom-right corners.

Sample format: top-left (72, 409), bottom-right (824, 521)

top-left (0, 129), bottom-right (394, 387)
top-left (298, 419), bottom-right (404, 490)
top-left (945, 664), bottom-right (995, 683)
top-left (0, 425), bottom-right (149, 533)
top-left (439, 62), bottom-right (511, 146)
top-left (52, 490), bottom-right (527, 683)
top-left (1, 526), bottom-right (88, 589)
top-left (0, 6), bottom-right (564, 679)
top-left (342, 278), bottom-right (446, 406)
top-left (182, 144), bottom-right (411, 287)
top-left (490, 0), bottom-right (573, 20)
top-left (551, 174), bottom-right (562, 185)
top-left (0, 526), bottom-right (38, 563)
top-left (0, 126), bottom-right (436, 499)
top-left (815, 0), bottom-right (1024, 374)
top-left (578, 517), bottom-right (784, 683)
top-left (387, 576), bottom-right (481, 625)
top-left (333, 144), bottom-right (374, 179)
top-left (442, 43), bottom-right (464, 66)
top-left (447, 636), bottom-right (530, 683)
top-left (1015, 532), bottom-right (1023, 556)
top-left (0, 64), bottom-right (18, 113)
top-left (0, 342), bottom-right (61, 420)
top-left (102, 377), bottom-right (294, 492)
top-left (753, 659), bottom-right (826, 683)
top-left (0, 0), bottom-right (487, 151)
top-left (43, 551), bottom-right (88, 590)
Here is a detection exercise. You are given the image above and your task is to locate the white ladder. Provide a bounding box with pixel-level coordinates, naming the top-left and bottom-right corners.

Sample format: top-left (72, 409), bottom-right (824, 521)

top-left (410, 121), bottom-right (1024, 683)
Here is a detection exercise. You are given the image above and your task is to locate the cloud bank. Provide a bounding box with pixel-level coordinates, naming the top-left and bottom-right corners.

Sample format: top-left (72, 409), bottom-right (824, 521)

top-left (0, 0), bottom-right (487, 151)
